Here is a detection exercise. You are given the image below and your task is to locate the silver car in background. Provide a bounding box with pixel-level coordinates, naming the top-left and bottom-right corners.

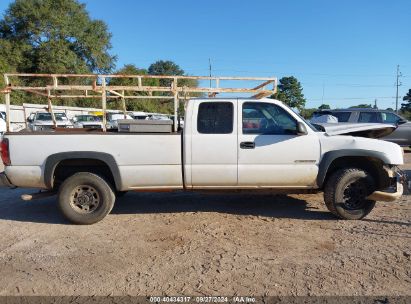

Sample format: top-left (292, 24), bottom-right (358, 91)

top-left (27, 112), bottom-right (73, 131)
top-left (312, 108), bottom-right (411, 147)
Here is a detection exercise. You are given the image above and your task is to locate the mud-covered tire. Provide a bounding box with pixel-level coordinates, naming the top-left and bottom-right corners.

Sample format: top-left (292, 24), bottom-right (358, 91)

top-left (58, 172), bottom-right (115, 224)
top-left (324, 168), bottom-right (376, 220)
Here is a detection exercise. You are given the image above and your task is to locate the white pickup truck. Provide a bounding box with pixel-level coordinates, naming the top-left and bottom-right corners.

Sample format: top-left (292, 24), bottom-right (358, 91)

top-left (0, 98), bottom-right (405, 224)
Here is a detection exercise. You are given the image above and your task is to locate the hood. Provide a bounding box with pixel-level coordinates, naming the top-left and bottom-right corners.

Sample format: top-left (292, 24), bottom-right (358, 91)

top-left (315, 123), bottom-right (396, 139)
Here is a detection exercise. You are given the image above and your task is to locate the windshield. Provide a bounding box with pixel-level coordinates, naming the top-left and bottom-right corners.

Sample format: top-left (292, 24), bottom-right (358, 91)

top-left (284, 105), bottom-right (320, 132)
top-left (76, 115), bottom-right (101, 122)
top-left (36, 113), bottom-right (68, 121)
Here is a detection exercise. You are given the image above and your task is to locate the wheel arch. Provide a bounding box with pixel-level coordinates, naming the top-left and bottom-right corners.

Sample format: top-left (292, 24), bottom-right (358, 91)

top-left (44, 152), bottom-right (122, 191)
top-left (317, 149), bottom-right (391, 189)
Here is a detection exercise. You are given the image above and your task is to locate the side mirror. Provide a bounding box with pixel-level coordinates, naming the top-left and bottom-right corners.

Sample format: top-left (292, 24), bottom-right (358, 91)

top-left (312, 123), bottom-right (326, 132)
top-left (27, 118), bottom-right (33, 123)
top-left (297, 122), bottom-right (308, 135)
top-left (397, 119), bottom-right (407, 125)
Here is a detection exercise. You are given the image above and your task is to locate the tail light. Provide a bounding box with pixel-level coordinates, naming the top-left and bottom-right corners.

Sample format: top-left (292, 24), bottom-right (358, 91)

top-left (0, 138), bottom-right (11, 166)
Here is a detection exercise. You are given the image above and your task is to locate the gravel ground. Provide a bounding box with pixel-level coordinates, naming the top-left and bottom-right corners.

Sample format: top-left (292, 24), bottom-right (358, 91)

top-left (0, 153), bottom-right (409, 296)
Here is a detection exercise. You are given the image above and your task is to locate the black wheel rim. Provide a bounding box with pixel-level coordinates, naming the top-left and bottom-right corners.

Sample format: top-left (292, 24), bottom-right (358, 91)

top-left (342, 179), bottom-right (369, 210)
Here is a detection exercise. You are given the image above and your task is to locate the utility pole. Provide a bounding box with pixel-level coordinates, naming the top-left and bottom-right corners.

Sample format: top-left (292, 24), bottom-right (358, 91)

top-left (374, 99), bottom-right (377, 109)
top-left (208, 58), bottom-right (212, 88)
top-left (395, 65), bottom-right (402, 113)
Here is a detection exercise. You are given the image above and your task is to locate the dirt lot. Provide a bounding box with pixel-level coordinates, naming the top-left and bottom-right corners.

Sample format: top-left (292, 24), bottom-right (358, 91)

top-left (0, 154), bottom-right (410, 296)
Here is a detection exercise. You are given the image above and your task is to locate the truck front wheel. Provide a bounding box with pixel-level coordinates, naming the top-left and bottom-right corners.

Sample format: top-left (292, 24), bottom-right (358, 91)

top-left (324, 168), bottom-right (376, 220)
top-left (58, 172), bottom-right (115, 224)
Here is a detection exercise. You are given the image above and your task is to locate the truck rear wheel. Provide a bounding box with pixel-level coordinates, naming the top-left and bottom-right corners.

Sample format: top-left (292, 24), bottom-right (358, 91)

top-left (58, 172), bottom-right (115, 224)
top-left (324, 168), bottom-right (376, 220)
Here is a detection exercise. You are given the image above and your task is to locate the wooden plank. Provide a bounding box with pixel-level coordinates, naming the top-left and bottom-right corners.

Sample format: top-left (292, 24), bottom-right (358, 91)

top-left (252, 79), bottom-right (275, 90)
top-left (101, 77), bottom-right (107, 132)
top-left (4, 75), bottom-right (11, 132)
top-left (121, 90), bottom-right (127, 118)
top-left (5, 73), bottom-right (277, 81)
top-left (47, 90), bottom-right (57, 128)
top-left (173, 78), bottom-right (178, 132)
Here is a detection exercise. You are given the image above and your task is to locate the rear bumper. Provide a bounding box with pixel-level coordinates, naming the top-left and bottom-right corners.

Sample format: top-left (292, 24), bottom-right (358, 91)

top-left (367, 171), bottom-right (405, 202)
top-left (0, 172), bottom-right (15, 188)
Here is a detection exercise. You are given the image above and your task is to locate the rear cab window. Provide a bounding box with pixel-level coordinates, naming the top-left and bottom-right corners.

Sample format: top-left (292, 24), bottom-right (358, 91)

top-left (197, 102), bottom-right (233, 134)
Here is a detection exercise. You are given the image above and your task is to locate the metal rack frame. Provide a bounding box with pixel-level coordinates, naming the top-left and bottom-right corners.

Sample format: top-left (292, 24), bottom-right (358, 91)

top-left (2, 73), bottom-right (277, 132)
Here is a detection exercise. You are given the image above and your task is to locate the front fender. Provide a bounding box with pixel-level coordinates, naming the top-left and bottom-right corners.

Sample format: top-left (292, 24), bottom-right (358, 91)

top-left (317, 149), bottom-right (392, 188)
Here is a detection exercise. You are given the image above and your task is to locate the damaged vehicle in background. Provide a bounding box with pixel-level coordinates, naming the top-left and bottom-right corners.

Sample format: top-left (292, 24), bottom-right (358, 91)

top-left (312, 108), bottom-right (411, 147)
top-left (27, 111), bottom-right (73, 131)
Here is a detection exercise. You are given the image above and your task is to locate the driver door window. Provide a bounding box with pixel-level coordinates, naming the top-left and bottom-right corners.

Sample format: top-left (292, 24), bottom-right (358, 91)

top-left (242, 102), bottom-right (297, 135)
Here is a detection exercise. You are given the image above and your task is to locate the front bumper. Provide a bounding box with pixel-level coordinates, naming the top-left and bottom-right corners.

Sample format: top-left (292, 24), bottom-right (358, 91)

top-left (366, 171), bottom-right (405, 202)
top-left (0, 172), bottom-right (14, 188)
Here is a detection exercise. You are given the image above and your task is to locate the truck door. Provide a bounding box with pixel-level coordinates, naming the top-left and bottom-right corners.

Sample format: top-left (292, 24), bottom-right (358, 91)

top-left (190, 101), bottom-right (238, 187)
top-left (237, 100), bottom-right (320, 187)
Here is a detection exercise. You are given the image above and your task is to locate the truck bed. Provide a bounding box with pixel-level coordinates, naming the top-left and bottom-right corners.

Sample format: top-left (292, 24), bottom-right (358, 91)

top-left (5, 132), bottom-right (183, 190)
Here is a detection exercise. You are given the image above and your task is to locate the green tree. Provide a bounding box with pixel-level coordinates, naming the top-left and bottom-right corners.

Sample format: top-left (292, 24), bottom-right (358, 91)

top-left (319, 104), bottom-right (330, 110)
top-left (148, 60), bottom-right (184, 88)
top-left (0, 0), bottom-right (116, 105)
top-left (300, 108), bottom-right (317, 119)
top-left (400, 89), bottom-right (411, 112)
top-left (147, 60), bottom-right (200, 103)
top-left (272, 76), bottom-right (306, 111)
top-left (0, 0), bottom-right (116, 74)
top-left (109, 64), bottom-right (169, 112)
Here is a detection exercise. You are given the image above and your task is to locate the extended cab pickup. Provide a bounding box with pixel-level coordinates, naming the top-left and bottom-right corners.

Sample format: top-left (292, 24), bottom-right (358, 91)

top-left (0, 98), bottom-right (405, 224)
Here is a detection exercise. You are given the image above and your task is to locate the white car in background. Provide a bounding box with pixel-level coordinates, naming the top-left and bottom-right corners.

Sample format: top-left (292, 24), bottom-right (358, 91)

top-left (0, 111), bottom-right (6, 137)
top-left (27, 112), bottom-right (73, 131)
top-left (72, 115), bottom-right (104, 129)
top-left (106, 113), bottom-right (133, 130)
top-left (129, 111), bottom-right (149, 120)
